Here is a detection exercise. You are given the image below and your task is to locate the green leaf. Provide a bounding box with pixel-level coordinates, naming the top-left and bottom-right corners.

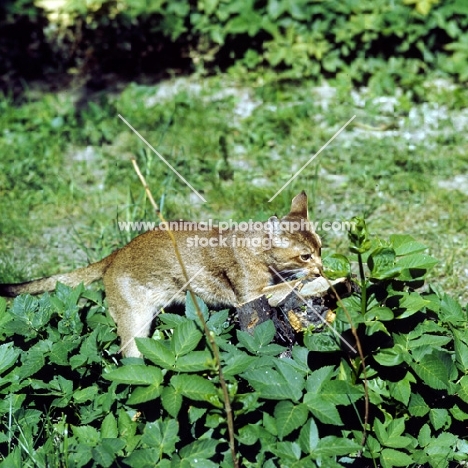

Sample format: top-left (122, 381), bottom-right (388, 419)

top-left (0, 394), bottom-right (25, 415)
top-left (267, 0), bottom-right (286, 20)
top-left (141, 419), bottom-right (179, 455)
top-left (418, 423), bottom-right (431, 447)
top-left (136, 338), bottom-right (175, 369)
top-left (271, 441), bottom-right (301, 461)
top-left (161, 386), bottom-right (182, 418)
top-left (222, 352), bottom-right (256, 376)
top-left (374, 417), bottom-right (388, 444)
top-left (365, 306), bottom-right (394, 321)
top-left (366, 320), bottom-right (390, 337)
top-left (263, 411), bottom-right (278, 436)
top-left (298, 418), bottom-right (319, 454)
top-left (203, 0), bottom-right (219, 15)
top-left (117, 408), bottom-right (137, 438)
top-left (320, 380), bottom-right (364, 406)
top-left (275, 359), bottom-right (305, 392)
top-left (408, 393), bottom-right (430, 417)
top-left (363, 434), bottom-right (381, 459)
top-left (274, 401), bottom-right (309, 439)
top-left (175, 350), bottom-right (214, 372)
top-left (74, 386), bottom-right (98, 404)
top-left (172, 320), bottom-right (203, 357)
top-left (450, 404), bottom-right (468, 421)
top-left (454, 331), bottom-right (468, 371)
top-left (439, 293), bottom-right (466, 324)
top-left (291, 346), bottom-right (310, 373)
top-left (336, 294), bottom-right (366, 325)
top-left (315, 436), bottom-right (362, 457)
top-left (458, 375), bottom-right (468, 404)
top-left (179, 438), bottom-right (218, 459)
top-left (397, 292), bottom-right (430, 319)
top-left (82, 288), bottom-right (102, 304)
top-left (159, 314), bottom-right (186, 329)
top-left (101, 413), bottom-right (118, 439)
top-left (303, 394), bottom-right (343, 425)
top-left (0, 342), bottom-right (20, 375)
top-left (253, 320), bottom-right (276, 347)
top-left (171, 374), bottom-right (219, 403)
top-left (386, 435), bottom-right (413, 450)
top-left (49, 337), bottom-right (81, 365)
top-left (50, 375), bottom-right (74, 407)
top-left (188, 406), bottom-right (207, 424)
top-left (408, 334), bottom-right (452, 350)
top-left (124, 448), bottom-right (159, 467)
top-left (206, 309), bottom-right (229, 332)
top-left (380, 448), bottom-right (414, 467)
top-left (185, 292), bottom-right (209, 323)
top-left (425, 433), bottom-right (458, 461)
top-left (238, 424), bottom-right (260, 446)
top-left (242, 367), bottom-right (303, 402)
top-left (323, 253), bottom-right (350, 279)
top-left (18, 343), bottom-right (46, 379)
top-left (226, 11), bottom-right (263, 36)
top-left (72, 425), bottom-right (100, 446)
top-left (305, 366), bottom-right (335, 393)
top-left (368, 247), bottom-right (401, 280)
top-left (410, 350), bottom-right (452, 390)
top-left (104, 365), bottom-right (163, 386)
top-left (390, 234), bottom-right (427, 256)
top-left (396, 251), bottom-right (439, 269)
top-left (348, 216), bottom-right (371, 254)
top-left (93, 439), bottom-right (125, 467)
top-left (375, 417), bottom-right (411, 449)
top-left (373, 344), bottom-right (406, 366)
top-left (236, 329), bottom-right (258, 353)
top-left (388, 373), bottom-right (414, 405)
top-left (429, 408), bottom-right (450, 431)
top-left (256, 343), bottom-right (287, 356)
top-left (11, 294), bottom-right (38, 321)
top-left (128, 384), bottom-right (161, 405)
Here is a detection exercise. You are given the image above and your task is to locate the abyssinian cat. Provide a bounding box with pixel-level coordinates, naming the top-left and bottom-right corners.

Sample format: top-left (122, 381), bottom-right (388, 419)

top-left (0, 192), bottom-right (322, 357)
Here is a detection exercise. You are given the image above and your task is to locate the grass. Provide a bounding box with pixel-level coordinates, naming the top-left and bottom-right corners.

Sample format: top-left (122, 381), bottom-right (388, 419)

top-left (0, 73), bottom-right (467, 303)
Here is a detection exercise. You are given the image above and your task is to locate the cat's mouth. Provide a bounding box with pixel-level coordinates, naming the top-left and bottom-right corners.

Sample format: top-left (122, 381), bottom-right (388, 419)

top-left (272, 268), bottom-right (319, 283)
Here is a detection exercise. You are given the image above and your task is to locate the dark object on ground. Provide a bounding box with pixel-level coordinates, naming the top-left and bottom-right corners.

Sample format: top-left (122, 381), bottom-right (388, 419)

top-left (237, 277), bottom-right (355, 347)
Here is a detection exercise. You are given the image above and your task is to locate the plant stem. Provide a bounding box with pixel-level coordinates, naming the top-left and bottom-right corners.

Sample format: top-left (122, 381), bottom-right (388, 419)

top-left (358, 252), bottom-right (367, 316)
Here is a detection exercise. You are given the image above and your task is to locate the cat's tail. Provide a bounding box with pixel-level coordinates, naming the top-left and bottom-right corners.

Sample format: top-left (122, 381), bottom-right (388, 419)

top-left (0, 250), bottom-right (119, 297)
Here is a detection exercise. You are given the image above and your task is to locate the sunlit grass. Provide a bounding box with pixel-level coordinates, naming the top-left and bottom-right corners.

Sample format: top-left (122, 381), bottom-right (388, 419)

top-left (1, 74), bottom-right (467, 302)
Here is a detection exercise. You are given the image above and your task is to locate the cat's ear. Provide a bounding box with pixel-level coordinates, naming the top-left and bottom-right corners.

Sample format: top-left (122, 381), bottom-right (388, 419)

top-left (289, 191), bottom-right (308, 219)
top-left (266, 216), bottom-right (282, 236)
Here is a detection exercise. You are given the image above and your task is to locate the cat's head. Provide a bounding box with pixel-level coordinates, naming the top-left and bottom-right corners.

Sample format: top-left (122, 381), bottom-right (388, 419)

top-left (265, 191), bottom-right (322, 281)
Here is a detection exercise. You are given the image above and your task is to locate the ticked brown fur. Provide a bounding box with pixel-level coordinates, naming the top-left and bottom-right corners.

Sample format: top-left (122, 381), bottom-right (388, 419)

top-left (0, 192), bottom-right (322, 357)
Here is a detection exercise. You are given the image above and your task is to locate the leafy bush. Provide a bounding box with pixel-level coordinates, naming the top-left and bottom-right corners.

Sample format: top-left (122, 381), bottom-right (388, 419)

top-left (1, 219), bottom-right (468, 466)
top-left (2, 0), bottom-right (468, 95)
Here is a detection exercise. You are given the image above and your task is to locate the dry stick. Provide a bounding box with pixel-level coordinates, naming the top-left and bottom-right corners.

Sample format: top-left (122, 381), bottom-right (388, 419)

top-left (324, 276), bottom-right (369, 448)
top-left (130, 157), bottom-right (239, 468)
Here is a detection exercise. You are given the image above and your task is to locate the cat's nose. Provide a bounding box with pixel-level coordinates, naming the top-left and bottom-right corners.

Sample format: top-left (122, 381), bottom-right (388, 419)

top-left (310, 263), bottom-right (322, 277)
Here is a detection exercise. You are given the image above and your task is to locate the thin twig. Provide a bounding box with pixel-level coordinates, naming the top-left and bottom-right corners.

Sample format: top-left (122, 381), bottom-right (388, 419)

top-left (130, 157), bottom-right (239, 468)
top-left (324, 276), bottom-right (370, 448)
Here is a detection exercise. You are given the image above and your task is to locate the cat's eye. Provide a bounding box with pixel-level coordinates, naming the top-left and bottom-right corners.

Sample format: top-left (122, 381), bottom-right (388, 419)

top-left (300, 254), bottom-right (311, 261)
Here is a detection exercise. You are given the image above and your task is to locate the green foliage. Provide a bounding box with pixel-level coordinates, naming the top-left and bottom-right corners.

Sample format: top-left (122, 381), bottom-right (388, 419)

top-left (52, 0), bottom-right (468, 87)
top-left (3, 0), bottom-right (468, 94)
top-left (1, 227), bottom-right (468, 466)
